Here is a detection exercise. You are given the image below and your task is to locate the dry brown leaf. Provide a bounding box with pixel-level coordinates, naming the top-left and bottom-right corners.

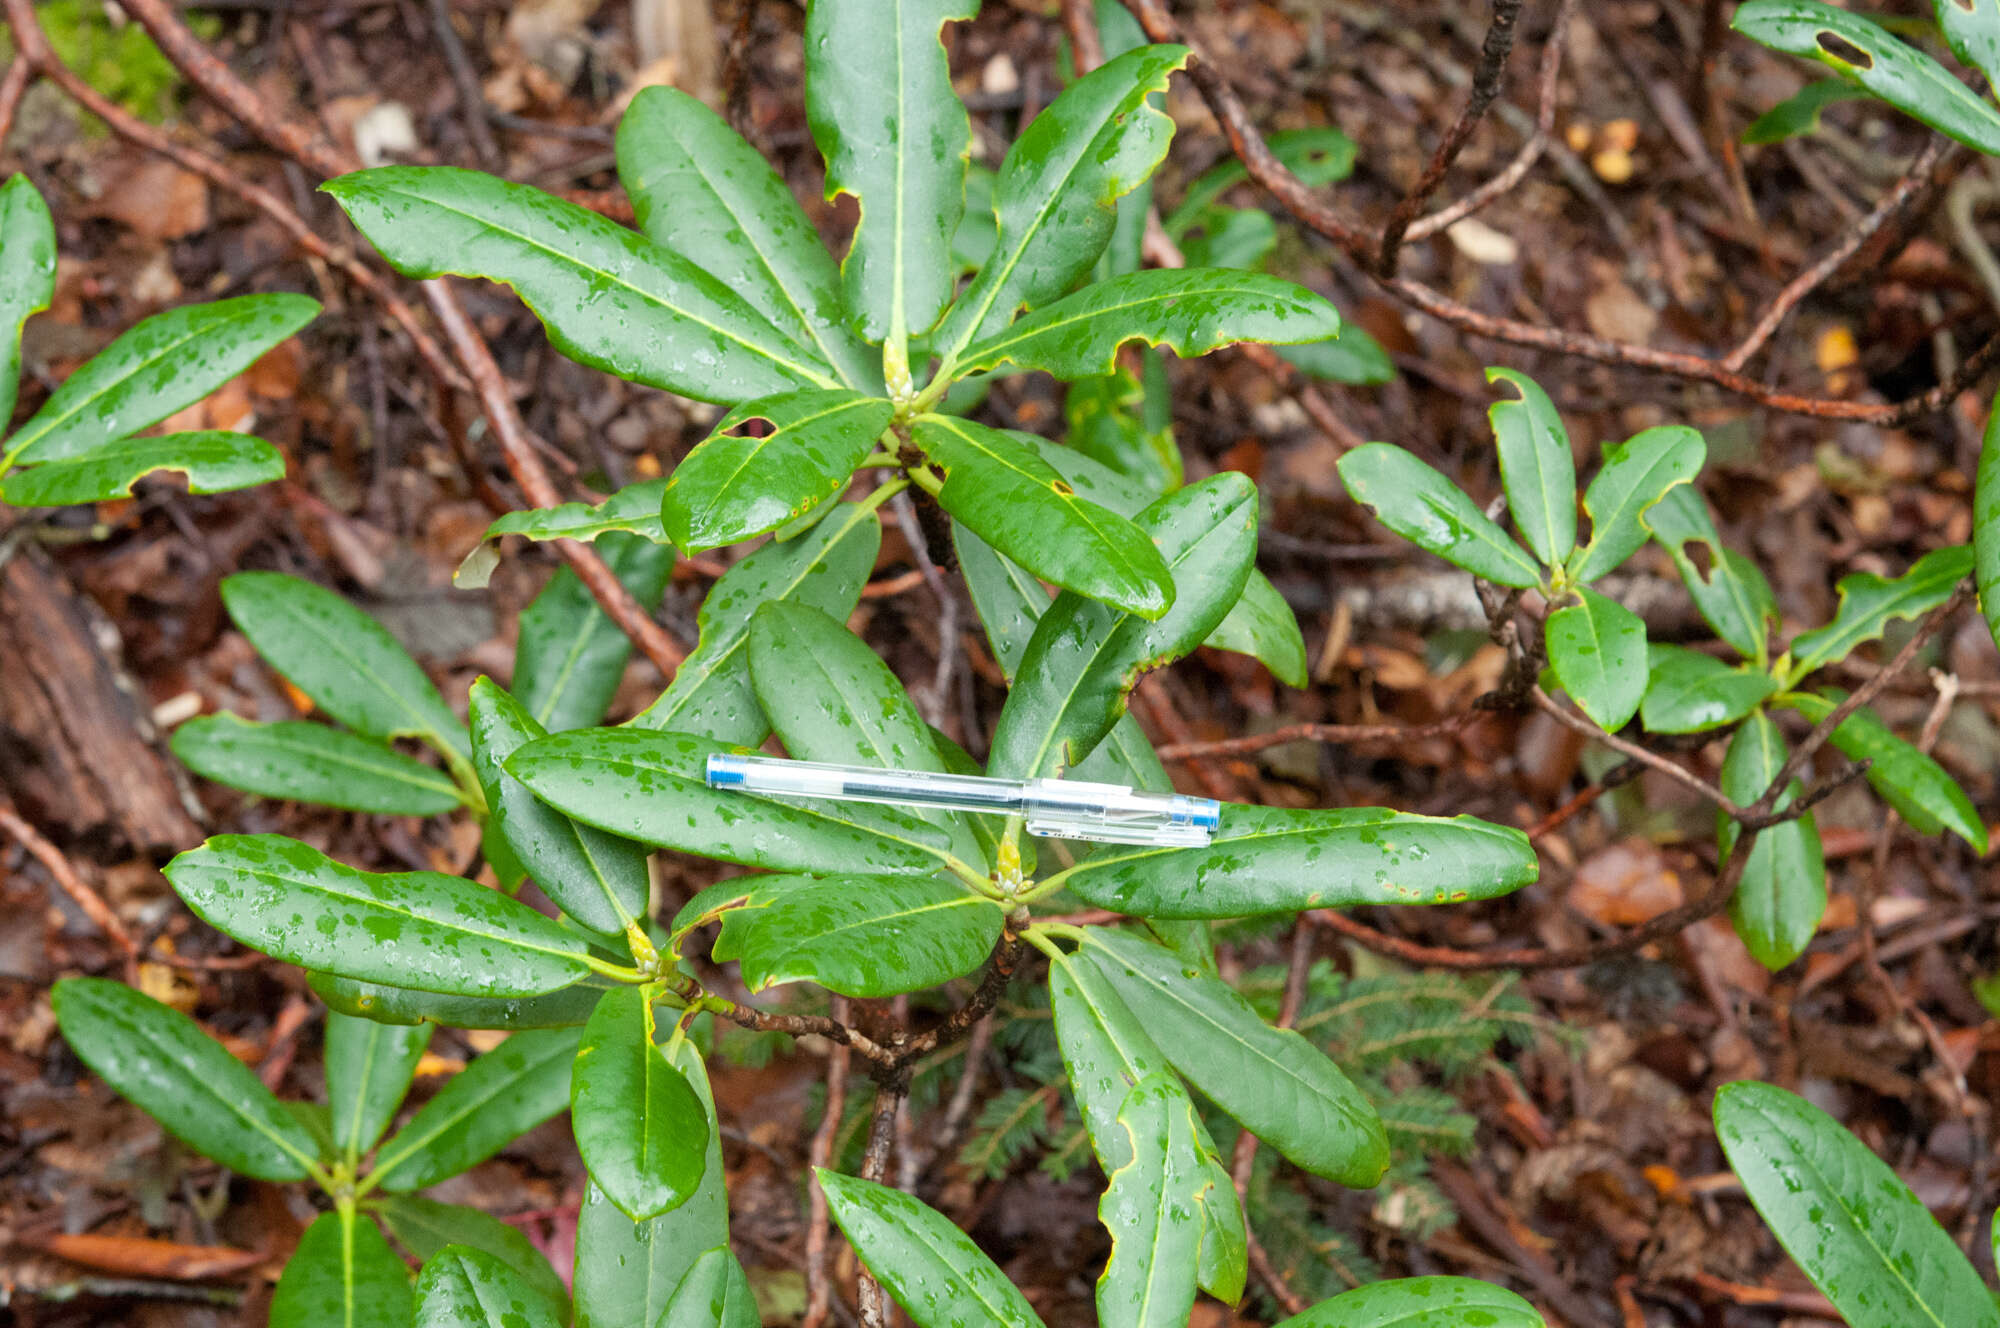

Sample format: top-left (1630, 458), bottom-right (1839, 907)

top-left (31, 1232), bottom-right (265, 1282)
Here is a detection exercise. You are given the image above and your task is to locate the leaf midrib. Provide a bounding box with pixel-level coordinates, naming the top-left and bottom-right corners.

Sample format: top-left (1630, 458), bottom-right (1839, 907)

top-left (960, 275), bottom-right (1319, 373)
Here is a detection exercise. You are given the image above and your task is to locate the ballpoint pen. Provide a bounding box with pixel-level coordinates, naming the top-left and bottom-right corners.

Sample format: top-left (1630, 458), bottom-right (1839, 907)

top-left (704, 753), bottom-right (1221, 848)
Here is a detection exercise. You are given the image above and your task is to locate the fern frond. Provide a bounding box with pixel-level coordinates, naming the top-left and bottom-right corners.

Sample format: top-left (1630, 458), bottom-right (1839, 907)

top-left (958, 1084), bottom-right (1057, 1179)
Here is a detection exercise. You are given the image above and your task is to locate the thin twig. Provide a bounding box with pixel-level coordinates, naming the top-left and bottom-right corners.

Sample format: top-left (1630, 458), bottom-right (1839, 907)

top-left (0, 800), bottom-right (138, 981)
top-left (1231, 925), bottom-right (1313, 1317)
top-left (427, 0), bottom-right (502, 168)
top-left (856, 1071), bottom-right (908, 1328)
top-left (1062, 0), bottom-right (1106, 76)
top-left (1155, 713), bottom-right (1474, 762)
top-left (802, 998), bottom-right (851, 1328)
top-left (0, 56), bottom-right (35, 147)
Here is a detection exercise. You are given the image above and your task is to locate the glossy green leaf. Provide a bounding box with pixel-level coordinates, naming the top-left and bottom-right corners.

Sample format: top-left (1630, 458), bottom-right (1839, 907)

top-left (936, 44), bottom-right (1188, 357)
top-left (629, 500), bottom-right (880, 743)
top-left (1570, 425), bottom-right (1705, 583)
top-left (1270, 1277), bottom-right (1547, 1328)
top-left (471, 680), bottom-right (648, 940)
top-left (1081, 928), bottom-right (1389, 1186)
top-left (220, 571), bottom-right (470, 763)
top-left (1977, 391), bottom-right (2000, 655)
top-left (325, 167), bottom-right (832, 401)
top-left (805, 0), bottom-right (976, 342)
top-left (1639, 645), bottom-right (1777, 734)
top-left (1276, 326), bottom-right (1395, 386)
top-left (414, 1244), bottom-right (562, 1328)
top-left (663, 390), bottom-right (893, 552)
top-left (915, 414), bottom-right (1174, 617)
top-left (989, 473), bottom-right (1258, 779)
top-left (1177, 205), bottom-right (1278, 271)
top-left (270, 1212), bottom-right (412, 1328)
top-left (1164, 127), bottom-right (1356, 236)
top-left (1337, 444), bottom-right (1541, 589)
top-left (573, 1040), bottom-right (728, 1328)
top-left (1546, 586), bottom-right (1647, 731)
top-left (617, 85), bottom-right (877, 390)
top-left (1787, 545), bottom-right (1972, 683)
top-left (1485, 368), bottom-right (1576, 567)
top-left (50, 977), bottom-right (320, 1181)
top-left (1645, 485), bottom-right (1778, 663)
top-left (954, 269), bottom-right (1341, 381)
top-left (1743, 78), bottom-right (1869, 144)
top-left (375, 1195), bottom-right (570, 1324)
top-left (515, 531), bottom-right (675, 733)
top-left (326, 1010), bottom-right (431, 1162)
top-left (0, 174), bottom-right (56, 430)
top-left (1776, 690), bottom-right (1987, 850)
top-left (1719, 714), bottom-right (1825, 970)
top-left (311, 971), bottom-right (607, 1031)
top-left (1940, 0), bottom-right (2000, 88)
top-left (749, 600), bottom-right (981, 863)
top-left (372, 1025), bottom-right (583, 1192)
top-left (572, 988), bottom-right (709, 1221)
top-left (0, 431), bottom-right (283, 506)
top-left (657, 1247), bottom-right (761, 1328)
top-left (507, 727), bottom-right (957, 875)
top-left (1097, 1073), bottom-right (1206, 1328)
top-left (164, 835), bottom-right (593, 997)
top-left (715, 875), bottom-right (1003, 997)
top-left (171, 714), bottom-right (464, 816)
top-left (461, 479), bottom-right (669, 588)
top-left (818, 1170), bottom-right (1048, 1328)
top-left (1715, 1080), bottom-right (1998, 1328)
top-left (1065, 363), bottom-right (1181, 495)
top-left (1733, 1), bottom-right (2000, 153)
top-left (5, 292), bottom-right (317, 465)
top-left (1061, 803), bottom-right (1537, 918)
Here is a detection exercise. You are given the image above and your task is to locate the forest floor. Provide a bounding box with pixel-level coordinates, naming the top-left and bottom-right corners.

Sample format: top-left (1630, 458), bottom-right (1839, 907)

top-left (3, 1), bottom-right (1998, 1326)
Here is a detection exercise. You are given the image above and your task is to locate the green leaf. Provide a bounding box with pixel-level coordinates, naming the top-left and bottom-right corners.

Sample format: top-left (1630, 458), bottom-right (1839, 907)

top-left (414, 1244), bottom-right (563, 1328)
top-left (657, 1247), bottom-right (761, 1328)
top-left (1787, 545), bottom-right (1971, 682)
top-left (1164, 127), bottom-right (1356, 235)
top-left (988, 473), bottom-right (1259, 779)
top-left (936, 44), bottom-right (1189, 358)
top-left (1714, 1080), bottom-right (1999, 1328)
top-left (714, 875), bottom-right (1003, 997)
top-left (1485, 368), bottom-right (1576, 568)
top-left (1776, 690), bottom-right (1987, 851)
top-left (164, 835), bottom-right (593, 998)
top-left (629, 500), bottom-right (880, 744)
top-left (1743, 78), bottom-right (1870, 145)
top-left (372, 1026), bottom-right (583, 1192)
top-left (663, 390), bottom-right (894, 553)
top-left (1570, 425), bottom-right (1705, 583)
top-left (748, 599), bottom-right (981, 863)
top-left (461, 479), bottom-right (670, 588)
top-left (572, 988), bottom-right (709, 1221)
top-left (1065, 363), bottom-right (1181, 496)
top-left (0, 431), bottom-right (283, 506)
top-left (1337, 443), bottom-right (1541, 589)
top-left (4, 292), bottom-right (318, 466)
top-left (471, 679), bottom-right (648, 940)
top-left (616, 85), bottom-right (878, 390)
top-left (311, 971), bottom-right (607, 1030)
top-left (171, 714), bottom-right (464, 816)
top-left (1719, 714), bottom-right (1825, 970)
top-left (1940, 0), bottom-right (2000, 89)
top-left (1644, 485), bottom-right (1778, 663)
top-left (0, 174), bottom-right (56, 431)
top-left (326, 1010), bottom-right (431, 1162)
top-left (1177, 205), bottom-right (1278, 271)
top-left (573, 1039), bottom-right (728, 1328)
top-left (515, 530), bottom-right (675, 733)
top-left (1277, 326), bottom-right (1395, 386)
top-left (507, 728), bottom-right (957, 875)
top-left (1979, 391), bottom-right (2000, 655)
top-left (375, 1195), bottom-right (571, 1326)
top-left (1546, 586), bottom-right (1647, 731)
top-left (1081, 928), bottom-right (1389, 1187)
top-left (915, 414), bottom-right (1174, 617)
top-left (1097, 1073), bottom-right (1206, 1328)
top-left (1270, 1276), bottom-right (1547, 1328)
top-left (1733, 1), bottom-right (2000, 153)
top-left (804, 0), bottom-right (976, 342)
top-left (1061, 804), bottom-right (1537, 919)
top-left (954, 269), bottom-right (1341, 381)
top-left (818, 1170), bottom-right (1048, 1328)
top-left (1639, 645), bottom-right (1777, 734)
top-left (270, 1212), bottom-right (412, 1328)
top-left (220, 570), bottom-right (470, 763)
top-left (50, 977), bottom-right (320, 1181)
top-left (324, 166), bottom-right (832, 402)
